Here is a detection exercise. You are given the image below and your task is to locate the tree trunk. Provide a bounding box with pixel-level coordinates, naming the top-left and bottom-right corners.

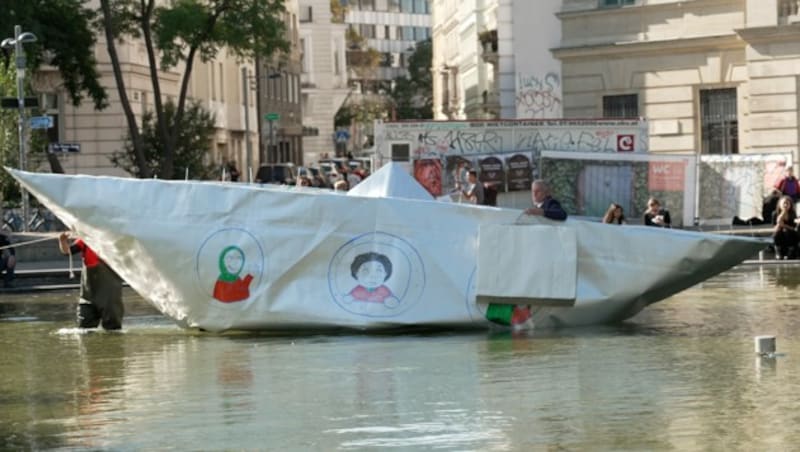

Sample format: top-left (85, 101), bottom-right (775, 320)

top-left (139, 0), bottom-right (172, 178)
top-left (46, 152), bottom-right (64, 174)
top-left (99, 0), bottom-right (152, 178)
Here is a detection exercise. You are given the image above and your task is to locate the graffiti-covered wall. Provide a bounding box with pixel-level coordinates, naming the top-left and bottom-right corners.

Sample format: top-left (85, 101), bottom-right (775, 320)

top-left (375, 119), bottom-right (649, 198)
top-left (698, 154), bottom-right (791, 225)
top-left (540, 151), bottom-right (696, 227)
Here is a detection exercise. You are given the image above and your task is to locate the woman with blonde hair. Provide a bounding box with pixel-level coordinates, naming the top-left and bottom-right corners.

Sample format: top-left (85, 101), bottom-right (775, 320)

top-left (602, 203), bottom-right (626, 225)
top-left (772, 195), bottom-right (799, 259)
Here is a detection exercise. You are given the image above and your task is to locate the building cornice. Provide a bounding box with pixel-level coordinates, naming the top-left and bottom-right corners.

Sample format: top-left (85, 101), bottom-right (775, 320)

top-left (552, 33), bottom-right (743, 60)
top-left (736, 23), bottom-right (800, 43)
top-left (557, 0), bottom-right (733, 19)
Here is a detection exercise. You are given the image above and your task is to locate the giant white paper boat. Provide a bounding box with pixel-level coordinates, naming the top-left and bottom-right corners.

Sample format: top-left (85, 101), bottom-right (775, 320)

top-left (7, 164), bottom-right (765, 332)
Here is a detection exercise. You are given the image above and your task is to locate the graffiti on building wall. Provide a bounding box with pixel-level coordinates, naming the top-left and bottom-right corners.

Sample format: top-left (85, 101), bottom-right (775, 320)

top-left (409, 129), bottom-right (632, 158)
top-left (515, 72), bottom-right (562, 119)
top-left (698, 154), bottom-right (791, 222)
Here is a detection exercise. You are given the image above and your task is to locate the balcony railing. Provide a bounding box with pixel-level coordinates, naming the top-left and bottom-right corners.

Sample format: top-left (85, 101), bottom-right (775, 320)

top-left (779, 0), bottom-right (800, 23)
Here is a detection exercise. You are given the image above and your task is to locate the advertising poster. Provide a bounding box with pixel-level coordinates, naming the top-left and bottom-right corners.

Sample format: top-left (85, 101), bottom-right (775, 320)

top-left (478, 156), bottom-right (506, 192)
top-left (413, 158), bottom-right (443, 197)
top-left (506, 153), bottom-right (534, 191)
top-left (444, 155), bottom-right (473, 195)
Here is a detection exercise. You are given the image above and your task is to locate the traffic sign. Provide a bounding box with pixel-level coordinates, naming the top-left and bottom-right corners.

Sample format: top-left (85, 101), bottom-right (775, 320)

top-left (48, 143), bottom-right (81, 153)
top-left (335, 129), bottom-right (350, 143)
top-left (29, 116), bottom-right (53, 129)
top-left (1, 97), bottom-right (39, 109)
top-left (265, 112), bottom-right (280, 121)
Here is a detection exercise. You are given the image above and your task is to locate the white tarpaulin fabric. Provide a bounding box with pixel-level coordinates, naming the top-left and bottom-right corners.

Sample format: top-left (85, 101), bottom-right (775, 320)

top-left (5, 164), bottom-right (767, 332)
top-left (476, 224), bottom-right (576, 305)
top-left (348, 162), bottom-right (433, 200)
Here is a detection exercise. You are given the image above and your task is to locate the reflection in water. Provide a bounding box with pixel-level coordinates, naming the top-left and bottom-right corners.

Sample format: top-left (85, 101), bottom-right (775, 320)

top-left (2, 265), bottom-right (800, 449)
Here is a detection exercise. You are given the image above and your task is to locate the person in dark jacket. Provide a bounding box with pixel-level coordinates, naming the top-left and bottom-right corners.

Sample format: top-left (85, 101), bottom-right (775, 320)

top-left (524, 180), bottom-right (567, 221)
top-left (772, 195), bottom-right (799, 259)
top-left (0, 231), bottom-right (15, 288)
top-left (775, 167), bottom-right (799, 202)
top-left (643, 197), bottom-right (672, 228)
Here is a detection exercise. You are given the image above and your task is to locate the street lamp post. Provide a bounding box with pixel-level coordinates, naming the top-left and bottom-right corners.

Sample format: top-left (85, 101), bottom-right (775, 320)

top-left (2, 25), bottom-right (37, 232)
top-left (242, 67), bottom-right (253, 182)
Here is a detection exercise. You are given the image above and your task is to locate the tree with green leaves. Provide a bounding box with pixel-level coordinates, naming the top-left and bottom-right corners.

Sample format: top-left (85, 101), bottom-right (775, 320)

top-left (0, 63), bottom-right (20, 207)
top-left (390, 39), bottom-right (432, 120)
top-left (2, 1), bottom-right (108, 191)
top-left (111, 100), bottom-right (218, 180)
top-left (98, 0), bottom-right (290, 179)
top-left (335, 27), bottom-right (385, 147)
top-left (330, 0), bottom-right (348, 23)
top-left (1, 0), bottom-right (108, 110)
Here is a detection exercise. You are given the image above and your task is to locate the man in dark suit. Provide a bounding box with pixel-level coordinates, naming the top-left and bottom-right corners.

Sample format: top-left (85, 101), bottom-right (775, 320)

top-left (524, 179), bottom-right (567, 221)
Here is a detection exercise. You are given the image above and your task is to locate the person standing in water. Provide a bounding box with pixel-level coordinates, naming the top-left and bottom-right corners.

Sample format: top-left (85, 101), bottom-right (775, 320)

top-left (59, 233), bottom-right (124, 330)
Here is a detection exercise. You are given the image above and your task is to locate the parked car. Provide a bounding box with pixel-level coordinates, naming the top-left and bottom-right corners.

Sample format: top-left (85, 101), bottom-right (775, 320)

top-left (297, 166), bottom-right (328, 188)
top-left (318, 159), bottom-right (348, 186)
top-left (255, 163), bottom-right (296, 185)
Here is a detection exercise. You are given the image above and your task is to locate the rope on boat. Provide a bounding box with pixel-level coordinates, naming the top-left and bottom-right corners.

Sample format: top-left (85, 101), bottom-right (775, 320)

top-left (0, 233), bottom-right (77, 279)
top-left (0, 234), bottom-right (59, 251)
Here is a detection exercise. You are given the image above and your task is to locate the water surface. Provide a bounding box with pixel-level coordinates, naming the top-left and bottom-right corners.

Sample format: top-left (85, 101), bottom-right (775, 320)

top-left (2, 265), bottom-right (800, 450)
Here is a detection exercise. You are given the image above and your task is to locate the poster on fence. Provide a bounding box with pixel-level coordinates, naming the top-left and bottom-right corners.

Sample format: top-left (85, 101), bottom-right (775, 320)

top-left (478, 156), bottom-right (506, 192)
top-left (648, 161), bottom-right (687, 192)
top-left (506, 153), bottom-right (534, 191)
top-left (413, 158), bottom-right (443, 198)
top-left (444, 156), bottom-right (473, 195)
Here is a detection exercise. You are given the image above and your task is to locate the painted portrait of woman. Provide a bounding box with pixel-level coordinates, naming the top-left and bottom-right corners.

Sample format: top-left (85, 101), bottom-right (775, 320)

top-left (414, 159), bottom-right (443, 197)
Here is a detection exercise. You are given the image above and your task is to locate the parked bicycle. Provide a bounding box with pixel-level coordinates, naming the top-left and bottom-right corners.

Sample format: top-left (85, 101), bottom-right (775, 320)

top-left (2, 209), bottom-right (23, 232)
top-left (2, 208), bottom-right (62, 232)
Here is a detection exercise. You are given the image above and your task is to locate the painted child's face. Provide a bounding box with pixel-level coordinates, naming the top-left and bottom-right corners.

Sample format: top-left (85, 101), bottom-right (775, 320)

top-left (224, 250), bottom-right (244, 274)
top-left (356, 261), bottom-right (386, 289)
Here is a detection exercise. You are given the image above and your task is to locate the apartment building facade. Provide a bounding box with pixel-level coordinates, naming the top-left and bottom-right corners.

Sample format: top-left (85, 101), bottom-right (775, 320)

top-left (298, 0), bottom-right (350, 164)
top-left (28, 2), bottom-right (302, 178)
top-left (431, 0), bottom-right (562, 120)
top-left (557, 0), bottom-right (800, 156)
top-left (342, 0), bottom-right (432, 150)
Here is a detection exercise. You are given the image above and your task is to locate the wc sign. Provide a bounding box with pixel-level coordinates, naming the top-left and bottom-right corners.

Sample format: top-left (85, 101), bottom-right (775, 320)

top-left (617, 134), bottom-right (635, 152)
top-left (648, 161), bottom-right (686, 191)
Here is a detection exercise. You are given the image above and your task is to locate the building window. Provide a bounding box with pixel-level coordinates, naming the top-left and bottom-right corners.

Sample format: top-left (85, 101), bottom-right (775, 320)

top-left (401, 0), bottom-right (413, 13)
top-left (299, 6), bottom-right (312, 22)
top-left (603, 94), bottom-right (638, 118)
top-left (600, 0), bottom-right (635, 6)
top-left (700, 88), bottom-right (738, 154)
top-left (219, 63), bottom-right (224, 102)
top-left (388, 0), bottom-right (400, 12)
top-left (359, 0), bottom-right (375, 10)
top-left (359, 24), bottom-right (376, 38)
top-left (300, 38), bottom-right (307, 73)
top-left (413, 0), bottom-right (428, 13)
top-left (391, 143), bottom-right (410, 161)
top-left (210, 64), bottom-right (216, 101)
top-left (333, 42), bottom-right (341, 75)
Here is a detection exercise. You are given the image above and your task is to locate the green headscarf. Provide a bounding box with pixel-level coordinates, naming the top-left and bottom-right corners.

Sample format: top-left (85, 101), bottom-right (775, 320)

top-left (217, 245), bottom-right (245, 282)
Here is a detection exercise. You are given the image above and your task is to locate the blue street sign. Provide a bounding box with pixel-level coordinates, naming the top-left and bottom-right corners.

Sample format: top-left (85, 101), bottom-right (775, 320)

top-left (29, 115), bottom-right (53, 129)
top-left (335, 130), bottom-right (350, 143)
top-left (48, 143), bottom-right (81, 153)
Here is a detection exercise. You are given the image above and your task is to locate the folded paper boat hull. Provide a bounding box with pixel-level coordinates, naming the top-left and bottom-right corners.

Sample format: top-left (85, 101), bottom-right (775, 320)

top-left (6, 165), bottom-right (765, 332)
